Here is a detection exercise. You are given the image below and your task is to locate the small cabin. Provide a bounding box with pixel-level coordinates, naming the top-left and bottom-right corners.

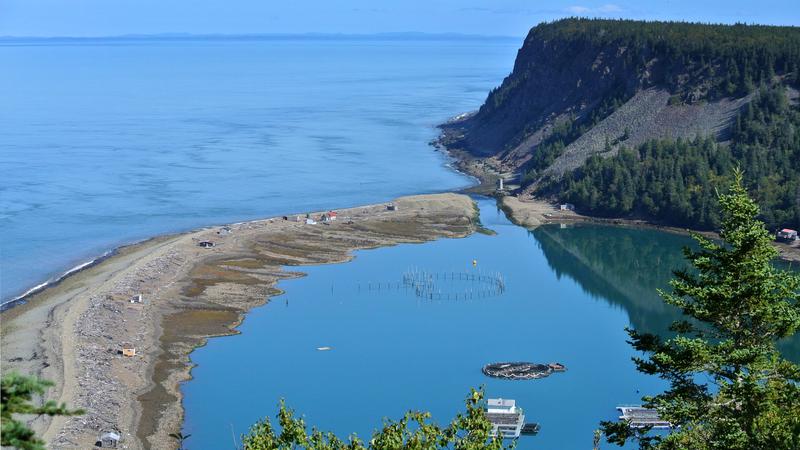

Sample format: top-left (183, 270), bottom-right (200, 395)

top-left (217, 226), bottom-right (232, 236)
top-left (387, 203), bottom-right (398, 211)
top-left (559, 203), bottom-right (575, 211)
top-left (130, 294), bottom-right (143, 304)
top-left (97, 431), bottom-right (120, 448)
top-left (198, 241), bottom-right (215, 248)
top-left (305, 218), bottom-right (317, 225)
top-left (776, 228), bottom-right (798, 242)
top-left (121, 344), bottom-right (136, 357)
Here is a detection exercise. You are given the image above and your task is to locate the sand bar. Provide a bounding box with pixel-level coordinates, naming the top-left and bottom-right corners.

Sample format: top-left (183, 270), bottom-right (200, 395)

top-left (1, 193), bottom-right (478, 449)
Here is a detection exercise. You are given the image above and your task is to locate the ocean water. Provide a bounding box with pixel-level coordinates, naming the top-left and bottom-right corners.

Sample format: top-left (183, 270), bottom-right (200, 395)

top-left (0, 36), bottom-right (518, 302)
top-left (181, 198), bottom-right (774, 449)
top-left (182, 198), bottom-right (800, 449)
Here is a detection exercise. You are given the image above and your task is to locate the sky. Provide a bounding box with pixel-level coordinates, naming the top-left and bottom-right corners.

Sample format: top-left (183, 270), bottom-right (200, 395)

top-left (1, 0), bottom-right (798, 38)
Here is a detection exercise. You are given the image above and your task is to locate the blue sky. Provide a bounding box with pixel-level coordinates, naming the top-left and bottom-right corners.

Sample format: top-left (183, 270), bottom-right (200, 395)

top-left (2, 0), bottom-right (798, 38)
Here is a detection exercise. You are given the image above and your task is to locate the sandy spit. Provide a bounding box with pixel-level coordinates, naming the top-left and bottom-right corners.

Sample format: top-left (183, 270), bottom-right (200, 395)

top-left (0, 193), bottom-right (479, 450)
top-left (499, 194), bottom-right (800, 263)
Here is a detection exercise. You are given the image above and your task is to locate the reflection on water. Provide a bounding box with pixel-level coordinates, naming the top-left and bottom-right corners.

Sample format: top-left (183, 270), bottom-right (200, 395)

top-left (182, 200), bottom-right (799, 450)
top-left (532, 225), bottom-right (690, 337)
top-left (532, 223), bottom-right (800, 363)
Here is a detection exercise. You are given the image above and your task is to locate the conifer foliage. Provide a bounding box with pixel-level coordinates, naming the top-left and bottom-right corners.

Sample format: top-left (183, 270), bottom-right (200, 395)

top-left (241, 389), bottom-right (513, 450)
top-left (601, 172), bottom-right (800, 449)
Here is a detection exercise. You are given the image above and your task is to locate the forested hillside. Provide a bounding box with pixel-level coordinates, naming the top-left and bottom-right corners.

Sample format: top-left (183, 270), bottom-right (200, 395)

top-left (441, 19), bottom-right (800, 231)
top-left (543, 87), bottom-right (800, 230)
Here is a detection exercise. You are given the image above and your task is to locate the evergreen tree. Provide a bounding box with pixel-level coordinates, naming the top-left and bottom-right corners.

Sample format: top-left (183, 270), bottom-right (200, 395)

top-left (1, 373), bottom-right (83, 450)
top-left (542, 86), bottom-right (800, 231)
top-left (601, 172), bottom-right (800, 449)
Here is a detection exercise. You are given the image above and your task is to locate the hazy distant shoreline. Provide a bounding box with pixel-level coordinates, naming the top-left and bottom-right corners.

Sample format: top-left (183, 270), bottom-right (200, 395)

top-left (0, 32), bottom-right (520, 43)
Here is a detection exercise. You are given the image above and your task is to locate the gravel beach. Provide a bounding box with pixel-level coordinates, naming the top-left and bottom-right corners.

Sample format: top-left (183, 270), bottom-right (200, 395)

top-left (1, 193), bottom-right (478, 450)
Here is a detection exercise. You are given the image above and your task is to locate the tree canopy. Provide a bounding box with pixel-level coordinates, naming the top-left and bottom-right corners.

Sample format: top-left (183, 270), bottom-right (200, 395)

top-left (546, 86), bottom-right (800, 231)
top-left (1, 372), bottom-right (83, 450)
top-left (241, 389), bottom-right (513, 450)
top-left (601, 172), bottom-right (800, 449)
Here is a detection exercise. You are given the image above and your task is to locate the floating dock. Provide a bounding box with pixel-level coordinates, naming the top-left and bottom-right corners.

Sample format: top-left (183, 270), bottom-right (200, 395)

top-left (520, 423), bottom-right (540, 435)
top-left (616, 406), bottom-right (671, 429)
top-left (483, 362), bottom-right (566, 380)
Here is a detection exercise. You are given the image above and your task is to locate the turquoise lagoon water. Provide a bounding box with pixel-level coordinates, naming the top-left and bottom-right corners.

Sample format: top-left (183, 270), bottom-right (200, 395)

top-left (183, 197), bottom-right (800, 449)
top-left (0, 36), bottom-right (518, 301)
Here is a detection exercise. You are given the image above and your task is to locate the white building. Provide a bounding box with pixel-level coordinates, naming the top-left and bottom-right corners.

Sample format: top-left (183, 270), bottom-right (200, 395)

top-left (98, 431), bottom-right (120, 448)
top-left (486, 398), bottom-right (525, 438)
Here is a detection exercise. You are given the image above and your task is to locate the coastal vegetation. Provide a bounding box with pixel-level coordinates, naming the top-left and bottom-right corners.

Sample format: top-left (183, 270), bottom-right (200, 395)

top-left (444, 18), bottom-right (800, 231)
top-left (543, 86), bottom-right (800, 230)
top-left (601, 173), bottom-right (800, 449)
top-left (241, 389), bottom-right (513, 450)
top-left (1, 372), bottom-right (83, 450)
top-left (485, 18), bottom-right (800, 113)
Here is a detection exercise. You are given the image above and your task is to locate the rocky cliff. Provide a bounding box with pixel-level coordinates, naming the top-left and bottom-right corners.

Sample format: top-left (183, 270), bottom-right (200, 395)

top-left (440, 19), bottom-right (800, 229)
top-left (442, 19), bottom-right (798, 178)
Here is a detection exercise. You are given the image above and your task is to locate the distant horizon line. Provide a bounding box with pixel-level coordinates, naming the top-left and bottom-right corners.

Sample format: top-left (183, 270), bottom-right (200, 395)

top-left (0, 31), bottom-right (522, 41)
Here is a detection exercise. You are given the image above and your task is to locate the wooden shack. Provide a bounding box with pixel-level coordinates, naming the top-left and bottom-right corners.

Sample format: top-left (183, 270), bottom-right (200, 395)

top-left (97, 431), bottom-right (120, 448)
top-left (121, 344), bottom-right (136, 357)
top-left (776, 228), bottom-right (798, 242)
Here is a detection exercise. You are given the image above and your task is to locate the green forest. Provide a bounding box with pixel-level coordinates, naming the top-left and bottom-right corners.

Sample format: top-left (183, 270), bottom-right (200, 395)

top-left (544, 86), bottom-right (800, 230)
top-left (487, 18), bottom-right (800, 113)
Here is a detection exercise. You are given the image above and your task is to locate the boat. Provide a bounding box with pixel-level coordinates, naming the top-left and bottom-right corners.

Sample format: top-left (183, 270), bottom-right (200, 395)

top-left (520, 423), bottom-right (540, 435)
top-left (616, 406), bottom-right (671, 429)
top-left (316, 346), bottom-right (332, 351)
top-left (486, 398), bottom-right (525, 438)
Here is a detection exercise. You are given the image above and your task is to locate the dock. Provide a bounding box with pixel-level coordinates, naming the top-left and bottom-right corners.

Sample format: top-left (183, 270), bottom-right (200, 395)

top-left (482, 361), bottom-right (566, 380)
top-left (616, 406), bottom-right (671, 429)
top-left (520, 423), bottom-right (540, 435)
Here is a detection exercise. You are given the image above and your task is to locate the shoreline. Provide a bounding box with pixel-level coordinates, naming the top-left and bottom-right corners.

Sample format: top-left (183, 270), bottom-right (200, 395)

top-left (0, 193), bottom-right (480, 449)
top-left (497, 194), bottom-right (800, 263)
top-left (435, 116), bottom-right (800, 263)
top-left (2, 133), bottom-right (474, 308)
top-left (2, 249), bottom-right (121, 312)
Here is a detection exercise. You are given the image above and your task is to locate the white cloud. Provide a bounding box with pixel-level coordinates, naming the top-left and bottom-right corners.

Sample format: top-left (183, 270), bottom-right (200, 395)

top-left (598, 4), bottom-right (623, 13)
top-left (567, 5), bottom-right (591, 14)
top-left (567, 4), bottom-right (623, 15)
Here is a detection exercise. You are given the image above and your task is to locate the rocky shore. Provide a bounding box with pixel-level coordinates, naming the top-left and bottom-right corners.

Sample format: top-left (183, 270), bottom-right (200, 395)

top-left (0, 193), bottom-right (479, 449)
top-left (436, 122), bottom-right (800, 263)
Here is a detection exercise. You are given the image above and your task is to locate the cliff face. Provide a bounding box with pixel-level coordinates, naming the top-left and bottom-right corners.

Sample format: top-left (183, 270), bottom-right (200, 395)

top-left (453, 31), bottom-right (640, 156)
top-left (441, 19), bottom-right (800, 193)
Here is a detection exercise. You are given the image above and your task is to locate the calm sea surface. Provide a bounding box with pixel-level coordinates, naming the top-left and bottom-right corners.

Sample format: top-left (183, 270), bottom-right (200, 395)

top-left (5, 37), bottom-right (799, 449)
top-left (0, 36), bottom-right (518, 301)
top-left (182, 198), bottom-right (800, 449)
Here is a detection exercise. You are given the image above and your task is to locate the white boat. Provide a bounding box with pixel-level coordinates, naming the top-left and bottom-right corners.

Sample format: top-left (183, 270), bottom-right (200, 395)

top-left (616, 406), bottom-right (671, 429)
top-left (486, 398), bottom-right (525, 438)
